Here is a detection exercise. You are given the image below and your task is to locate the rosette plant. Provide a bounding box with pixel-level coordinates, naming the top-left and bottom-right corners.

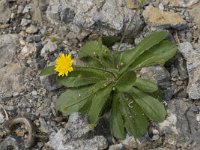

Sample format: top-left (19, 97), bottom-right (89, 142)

top-left (41, 31), bottom-right (176, 139)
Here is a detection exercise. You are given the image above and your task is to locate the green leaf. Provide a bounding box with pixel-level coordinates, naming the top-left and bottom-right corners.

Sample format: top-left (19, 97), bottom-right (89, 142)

top-left (56, 87), bottom-right (92, 116)
top-left (115, 70), bottom-right (136, 92)
top-left (79, 97), bottom-right (93, 114)
top-left (40, 65), bottom-right (55, 76)
top-left (78, 40), bottom-right (109, 58)
top-left (120, 31), bottom-right (169, 71)
top-left (56, 80), bottom-right (108, 116)
top-left (110, 93), bottom-right (126, 139)
top-left (88, 86), bottom-right (112, 126)
top-left (130, 40), bottom-right (177, 70)
top-left (102, 36), bottom-right (120, 47)
top-left (119, 94), bottom-right (148, 137)
top-left (58, 76), bottom-right (100, 87)
top-left (57, 66), bottom-right (114, 87)
top-left (133, 77), bottom-right (158, 93)
top-left (129, 87), bottom-right (166, 122)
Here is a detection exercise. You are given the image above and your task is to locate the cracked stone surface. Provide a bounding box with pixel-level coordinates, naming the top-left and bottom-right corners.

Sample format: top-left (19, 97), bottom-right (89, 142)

top-left (159, 98), bottom-right (200, 149)
top-left (48, 113), bottom-right (108, 150)
top-left (0, 34), bottom-right (19, 69)
top-left (0, 63), bottom-right (25, 97)
top-left (178, 42), bottom-right (200, 99)
top-left (46, 0), bottom-right (144, 35)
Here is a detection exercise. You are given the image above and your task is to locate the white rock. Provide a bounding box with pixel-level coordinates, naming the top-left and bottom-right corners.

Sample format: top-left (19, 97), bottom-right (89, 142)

top-left (196, 114), bottom-right (200, 122)
top-left (0, 113), bottom-right (5, 124)
top-left (20, 18), bottom-right (31, 27)
top-left (158, 3), bottom-right (164, 11)
top-left (19, 44), bottom-right (35, 59)
top-left (31, 90), bottom-right (37, 96)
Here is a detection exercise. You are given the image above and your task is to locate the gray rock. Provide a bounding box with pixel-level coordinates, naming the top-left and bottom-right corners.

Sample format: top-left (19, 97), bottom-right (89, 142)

top-left (23, 4), bottom-right (31, 14)
top-left (140, 65), bottom-right (171, 88)
top-left (46, 0), bottom-right (144, 35)
top-left (40, 40), bottom-right (57, 57)
top-left (140, 65), bottom-right (172, 100)
top-left (0, 34), bottom-right (19, 68)
top-left (0, 0), bottom-right (11, 23)
top-left (48, 113), bottom-right (108, 150)
top-left (46, 0), bottom-right (74, 24)
top-left (20, 18), bottom-right (31, 27)
top-left (162, 0), bottom-right (199, 7)
top-left (66, 112), bottom-right (90, 138)
top-left (0, 137), bottom-right (20, 150)
top-left (143, 6), bottom-right (186, 29)
top-left (34, 35), bottom-right (41, 42)
top-left (49, 132), bottom-right (107, 150)
top-left (26, 36), bottom-right (34, 43)
top-left (0, 63), bottom-right (25, 97)
top-left (178, 42), bottom-right (200, 99)
top-left (174, 53), bottom-right (188, 80)
top-left (40, 74), bottom-right (61, 91)
top-left (158, 98), bottom-right (200, 149)
top-left (120, 135), bottom-right (138, 149)
top-left (108, 144), bottom-right (124, 150)
top-left (112, 43), bottom-right (133, 51)
top-left (39, 117), bottom-right (49, 133)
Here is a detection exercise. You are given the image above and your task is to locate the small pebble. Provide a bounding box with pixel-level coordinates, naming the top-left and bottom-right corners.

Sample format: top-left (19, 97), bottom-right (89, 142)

top-left (26, 25), bottom-right (38, 34)
top-left (159, 3), bottom-right (164, 11)
top-left (196, 114), bottom-right (200, 122)
top-left (21, 19), bottom-right (31, 27)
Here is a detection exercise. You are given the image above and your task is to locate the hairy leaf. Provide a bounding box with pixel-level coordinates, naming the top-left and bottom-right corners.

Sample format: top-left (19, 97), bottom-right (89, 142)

top-left (57, 66), bottom-right (114, 87)
top-left (40, 65), bottom-right (55, 76)
top-left (88, 86), bottom-right (112, 126)
top-left (115, 70), bottom-right (136, 92)
top-left (56, 87), bottom-right (92, 116)
top-left (130, 40), bottom-right (177, 70)
top-left (79, 40), bottom-right (109, 58)
top-left (110, 93), bottom-right (126, 139)
top-left (133, 77), bottom-right (158, 93)
top-left (120, 31), bottom-right (169, 71)
top-left (129, 87), bottom-right (166, 122)
top-left (79, 97), bottom-right (93, 114)
top-left (119, 94), bottom-right (148, 137)
top-left (56, 81), bottom-right (108, 116)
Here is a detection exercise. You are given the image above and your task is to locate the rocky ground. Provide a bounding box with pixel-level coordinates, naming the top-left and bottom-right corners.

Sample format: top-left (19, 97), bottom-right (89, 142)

top-left (0, 0), bottom-right (200, 149)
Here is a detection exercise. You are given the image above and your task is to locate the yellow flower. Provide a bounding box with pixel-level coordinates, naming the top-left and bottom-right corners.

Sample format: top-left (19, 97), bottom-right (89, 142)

top-left (55, 53), bottom-right (74, 76)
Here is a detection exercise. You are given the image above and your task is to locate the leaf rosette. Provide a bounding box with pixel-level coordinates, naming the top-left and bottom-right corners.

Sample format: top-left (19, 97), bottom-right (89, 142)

top-left (41, 31), bottom-right (177, 138)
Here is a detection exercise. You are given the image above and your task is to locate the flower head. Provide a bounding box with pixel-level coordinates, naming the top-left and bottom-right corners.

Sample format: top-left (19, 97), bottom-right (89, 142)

top-left (55, 53), bottom-right (74, 76)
